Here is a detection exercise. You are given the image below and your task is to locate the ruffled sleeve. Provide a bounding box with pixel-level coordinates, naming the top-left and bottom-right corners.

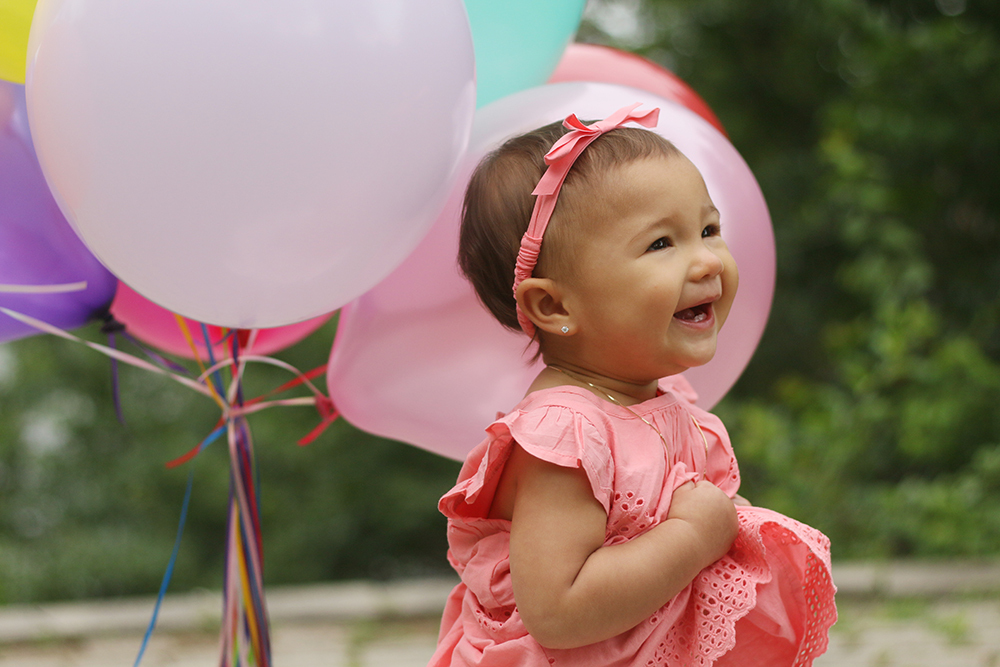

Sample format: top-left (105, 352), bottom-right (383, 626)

top-left (440, 397), bottom-right (616, 520)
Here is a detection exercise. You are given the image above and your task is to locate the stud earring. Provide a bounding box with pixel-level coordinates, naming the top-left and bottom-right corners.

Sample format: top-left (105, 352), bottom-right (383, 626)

top-left (561, 326), bottom-right (570, 334)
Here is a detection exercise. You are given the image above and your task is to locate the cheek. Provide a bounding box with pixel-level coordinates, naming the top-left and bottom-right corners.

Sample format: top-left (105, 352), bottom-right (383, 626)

top-left (726, 259), bottom-right (739, 296)
top-left (717, 260), bottom-right (739, 326)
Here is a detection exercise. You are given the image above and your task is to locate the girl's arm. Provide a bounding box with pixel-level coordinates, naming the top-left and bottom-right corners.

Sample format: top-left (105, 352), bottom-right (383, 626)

top-left (505, 443), bottom-right (738, 650)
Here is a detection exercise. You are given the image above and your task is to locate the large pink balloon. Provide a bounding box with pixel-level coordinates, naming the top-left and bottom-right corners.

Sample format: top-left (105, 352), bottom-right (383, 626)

top-left (110, 282), bottom-right (331, 360)
top-left (549, 43), bottom-right (727, 137)
top-left (328, 82), bottom-right (775, 461)
top-left (25, 0), bottom-right (475, 328)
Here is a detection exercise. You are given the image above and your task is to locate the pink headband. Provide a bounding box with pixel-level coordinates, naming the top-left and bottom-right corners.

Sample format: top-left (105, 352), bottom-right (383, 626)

top-left (512, 103), bottom-right (661, 334)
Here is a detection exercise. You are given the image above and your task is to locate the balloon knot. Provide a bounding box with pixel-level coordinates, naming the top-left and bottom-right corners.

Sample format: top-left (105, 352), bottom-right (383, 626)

top-left (315, 395), bottom-right (337, 420)
top-left (100, 313), bottom-right (127, 335)
top-left (298, 395), bottom-right (339, 446)
top-left (236, 329), bottom-right (252, 349)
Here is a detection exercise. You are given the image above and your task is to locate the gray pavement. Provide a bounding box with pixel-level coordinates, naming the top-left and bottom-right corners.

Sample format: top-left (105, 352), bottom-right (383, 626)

top-left (0, 562), bottom-right (998, 666)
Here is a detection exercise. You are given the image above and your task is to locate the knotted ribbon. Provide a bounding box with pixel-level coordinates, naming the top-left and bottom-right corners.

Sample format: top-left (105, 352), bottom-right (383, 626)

top-left (512, 103), bottom-right (660, 334)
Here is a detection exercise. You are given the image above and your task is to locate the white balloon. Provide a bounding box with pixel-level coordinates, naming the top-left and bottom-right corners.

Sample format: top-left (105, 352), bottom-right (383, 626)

top-left (26, 0), bottom-right (476, 327)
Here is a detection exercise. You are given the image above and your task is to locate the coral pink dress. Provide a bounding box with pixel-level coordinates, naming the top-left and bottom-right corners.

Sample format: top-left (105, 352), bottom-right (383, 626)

top-left (429, 380), bottom-right (837, 667)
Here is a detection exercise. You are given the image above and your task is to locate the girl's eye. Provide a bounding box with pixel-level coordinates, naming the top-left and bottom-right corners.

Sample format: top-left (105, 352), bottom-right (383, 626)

top-left (702, 223), bottom-right (721, 238)
top-left (648, 237), bottom-right (671, 251)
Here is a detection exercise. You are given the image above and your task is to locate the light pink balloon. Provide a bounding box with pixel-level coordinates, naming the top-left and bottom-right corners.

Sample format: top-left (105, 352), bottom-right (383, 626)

top-left (328, 82), bottom-right (775, 461)
top-left (110, 282), bottom-right (331, 359)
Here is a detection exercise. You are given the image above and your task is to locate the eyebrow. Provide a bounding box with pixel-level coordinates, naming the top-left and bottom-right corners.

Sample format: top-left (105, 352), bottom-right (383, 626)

top-left (628, 203), bottom-right (721, 245)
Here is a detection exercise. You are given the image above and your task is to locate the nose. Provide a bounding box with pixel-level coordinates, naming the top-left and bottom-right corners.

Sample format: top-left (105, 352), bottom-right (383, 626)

top-left (689, 244), bottom-right (725, 282)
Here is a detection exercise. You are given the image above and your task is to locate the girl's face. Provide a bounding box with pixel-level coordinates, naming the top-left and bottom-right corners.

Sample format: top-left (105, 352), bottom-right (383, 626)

top-left (557, 154), bottom-right (739, 384)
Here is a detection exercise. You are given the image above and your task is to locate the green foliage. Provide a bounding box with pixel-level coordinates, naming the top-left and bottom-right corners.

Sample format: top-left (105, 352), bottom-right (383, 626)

top-left (586, 0), bottom-right (1000, 557)
top-left (2, 0), bottom-right (999, 605)
top-left (0, 321), bottom-right (460, 604)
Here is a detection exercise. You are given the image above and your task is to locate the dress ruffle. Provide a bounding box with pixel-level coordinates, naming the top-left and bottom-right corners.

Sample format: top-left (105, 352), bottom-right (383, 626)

top-left (642, 507), bottom-right (836, 667)
top-left (431, 386), bottom-right (837, 667)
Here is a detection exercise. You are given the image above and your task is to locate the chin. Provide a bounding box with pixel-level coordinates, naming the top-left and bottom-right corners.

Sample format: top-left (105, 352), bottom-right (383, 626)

top-left (680, 349), bottom-right (719, 370)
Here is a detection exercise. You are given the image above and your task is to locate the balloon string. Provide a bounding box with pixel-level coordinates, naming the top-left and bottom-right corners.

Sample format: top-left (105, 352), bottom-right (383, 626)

top-left (5, 306), bottom-right (313, 667)
top-left (0, 307), bottom-right (214, 398)
top-left (165, 425), bottom-right (228, 469)
top-left (252, 363), bottom-right (327, 401)
top-left (121, 330), bottom-right (189, 373)
top-left (97, 310), bottom-right (189, 374)
top-left (221, 503), bottom-right (239, 667)
top-left (231, 333), bottom-right (244, 404)
top-left (206, 355), bottom-right (338, 443)
top-left (231, 420), bottom-right (262, 559)
top-left (299, 399), bottom-right (339, 446)
top-left (235, 518), bottom-right (263, 663)
top-left (199, 321), bottom-right (228, 401)
top-left (106, 331), bottom-right (126, 425)
top-left (173, 314), bottom-right (226, 410)
top-left (227, 335), bottom-right (270, 667)
top-left (133, 455), bottom-right (199, 667)
top-left (225, 416), bottom-right (271, 667)
top-left (100, 313), bottom-right (191, 424)
top-left (173, 313), bottom-right (204, 366)
top-left (164, 398), bottom-right (323, 469)
top-left (164, 362), bottom-right (331, 469)
top-left (199, 357), bottom-right (327, 400)
top-left (3, 306), bottom-right (336, 451)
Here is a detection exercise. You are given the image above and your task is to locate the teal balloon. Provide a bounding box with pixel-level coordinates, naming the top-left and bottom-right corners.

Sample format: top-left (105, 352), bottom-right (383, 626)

top-left (465, 0), bottom-right (586, 107)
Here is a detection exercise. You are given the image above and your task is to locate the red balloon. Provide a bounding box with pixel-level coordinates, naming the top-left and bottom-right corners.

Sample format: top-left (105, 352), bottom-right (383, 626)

top-left (110, 282), bottom-right (331, 359)
top-left (549, 43), bottom-right (726, 136)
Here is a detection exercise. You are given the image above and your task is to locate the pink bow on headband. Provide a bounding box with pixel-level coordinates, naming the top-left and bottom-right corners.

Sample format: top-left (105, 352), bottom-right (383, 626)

top-left (513, 103), bottom-right (661, 335)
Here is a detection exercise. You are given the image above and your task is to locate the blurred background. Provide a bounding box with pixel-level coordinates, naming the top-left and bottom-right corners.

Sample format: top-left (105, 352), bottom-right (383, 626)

top-left (1, 0), bottom-right (998, 605)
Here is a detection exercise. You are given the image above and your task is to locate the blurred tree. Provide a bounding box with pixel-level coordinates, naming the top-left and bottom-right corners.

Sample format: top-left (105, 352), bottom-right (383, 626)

top-left (583, 0), bottom-right (1000, 556)
top-left (0, 320), bottom-right (460, 604)
top-left (3, 0), bottom-right (999, 605)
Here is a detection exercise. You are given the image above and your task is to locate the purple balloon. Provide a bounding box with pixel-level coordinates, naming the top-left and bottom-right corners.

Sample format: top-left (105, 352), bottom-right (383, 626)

top-left (1, 80), bottom-right (117, 343)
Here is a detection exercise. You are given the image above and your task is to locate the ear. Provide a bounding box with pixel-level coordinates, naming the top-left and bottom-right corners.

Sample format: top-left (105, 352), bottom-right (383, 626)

top-left (515, 277), bottom-right (574, 335)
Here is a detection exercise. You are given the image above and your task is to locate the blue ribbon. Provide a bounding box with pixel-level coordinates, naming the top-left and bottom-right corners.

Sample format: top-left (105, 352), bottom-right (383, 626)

top-left (133, 424), bottom-right (226, 667)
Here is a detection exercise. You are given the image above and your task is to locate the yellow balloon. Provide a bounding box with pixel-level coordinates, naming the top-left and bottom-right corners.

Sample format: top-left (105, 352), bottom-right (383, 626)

top-left (0, 0), bottom-right (38, 84)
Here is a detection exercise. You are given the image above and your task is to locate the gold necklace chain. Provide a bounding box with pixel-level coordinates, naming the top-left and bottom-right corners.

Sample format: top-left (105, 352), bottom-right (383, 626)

top-left (546, 364), bottom-right (709, 479)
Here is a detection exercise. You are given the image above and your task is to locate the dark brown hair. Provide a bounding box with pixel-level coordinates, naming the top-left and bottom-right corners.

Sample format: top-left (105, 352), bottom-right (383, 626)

top-left (458, 121), bottom-right (679, 333)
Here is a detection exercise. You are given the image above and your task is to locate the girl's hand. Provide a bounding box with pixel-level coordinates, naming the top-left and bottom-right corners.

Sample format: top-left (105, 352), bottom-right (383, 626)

top-left (733, 493), bottom-right (752, 507)
top-left (505, 447), bottom-right (743, 650)
top-left (666, 481), bottom-right (739, 564)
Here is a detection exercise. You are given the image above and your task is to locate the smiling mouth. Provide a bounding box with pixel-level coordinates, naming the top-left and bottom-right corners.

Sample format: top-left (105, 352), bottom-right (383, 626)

top-left (673, 303), bottom-right (713, 323)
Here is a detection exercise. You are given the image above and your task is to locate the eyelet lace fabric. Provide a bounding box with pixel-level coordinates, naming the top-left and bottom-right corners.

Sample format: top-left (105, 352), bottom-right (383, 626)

top-left (642, 509), bottom-right (836, 667)
top-left (431, 385), bottom-right (837, 667)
